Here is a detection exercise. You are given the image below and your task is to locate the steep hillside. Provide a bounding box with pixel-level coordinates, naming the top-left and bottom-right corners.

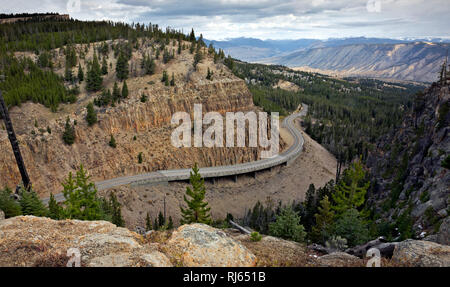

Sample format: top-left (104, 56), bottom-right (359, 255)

top-left (0, 38), bottom-right (263, 196)
top-left (366, 79), bottom-right (449, 239)
top-left (263, 42), bottom-right (449, 82)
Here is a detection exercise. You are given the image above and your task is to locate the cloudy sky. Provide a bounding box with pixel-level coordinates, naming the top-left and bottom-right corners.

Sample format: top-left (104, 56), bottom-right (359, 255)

top-left (1, 0), bottom-right (449, 40)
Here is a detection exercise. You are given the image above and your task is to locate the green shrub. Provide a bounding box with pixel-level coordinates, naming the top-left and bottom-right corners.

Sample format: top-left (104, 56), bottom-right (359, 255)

top-left (109, 134), bottom-right (117, 148)
top-left (250, 231), bottom-right (262, 242)
top-left (0, 188), bottom-right (22, 218)
top-left (333, 208), bottom-right (369, 247)
top-left (269, 206), bottom-right (306, 242)
top-left (420, 190), bottom-right (430, 203)
top-left (19, 188), bottom-right (48, 217)
top-left (86, 102), bottom-right (97, 126)
top-left (442, 155), bottom-right (450, 169)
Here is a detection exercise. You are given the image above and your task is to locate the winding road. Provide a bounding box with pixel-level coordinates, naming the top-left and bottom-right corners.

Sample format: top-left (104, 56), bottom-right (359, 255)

top-left (45, 104), bottom-right (307, 203)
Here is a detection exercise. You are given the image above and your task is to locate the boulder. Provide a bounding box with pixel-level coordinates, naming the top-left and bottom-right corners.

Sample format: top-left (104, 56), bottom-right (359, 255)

top-left (0, 216), bottom-right (172, 267)
top-left (436, 216), bottom-right (449, 245)
top-left (316, 252), bottom-right (362, 267)
top-left (163, 223), bottom-right (257, 267)
top-left (0, 209), bottom-right (4, 221)
top-left (392, 240), bottom-right (450, 267)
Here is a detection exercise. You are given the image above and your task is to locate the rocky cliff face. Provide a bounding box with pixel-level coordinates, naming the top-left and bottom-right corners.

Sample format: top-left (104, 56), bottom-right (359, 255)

top-left (366, 80), bottom-right (449, 237)
top-left (0, 77), bottom-right (260, 196)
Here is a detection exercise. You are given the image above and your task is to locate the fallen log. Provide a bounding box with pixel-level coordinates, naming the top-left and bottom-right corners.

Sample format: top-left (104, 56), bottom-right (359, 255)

top-left (346, 237), bottom-right (387, 258)
top-left (346, 237), bottom-right (398, 258)
top-left (307, 243), bottom-right (331, 255)
top-left (229, 220), bottom-right (252, 234)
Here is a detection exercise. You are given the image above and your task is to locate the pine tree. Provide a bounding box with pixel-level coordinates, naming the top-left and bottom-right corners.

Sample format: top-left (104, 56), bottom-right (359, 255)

top-left (86, 102), bottom-right (97, 126)
top-left (48, 193), bottom-right (62, 220)
top-left (109, 134), bottom-right (117, 148)
top-left (180, 163), bottom-right (212, 225)
top-left (189, 28), bottom-right (196, 42)
top-left (168, 216), bottom-right (174, 229)
top-left (138, 152), bottom-right (143, 164)
top-left (109, 192), bottom-right (124, 227)
top-left (0, 188), bottom-right (22, 218)
top-left (142, 54), bottom-right (155, 75)
top-left (86, 53), bottom-right (103, 91)
top-left (77, 63), bottom-right (84, 82)
top-left (332, 158), bottom-right (369, 216)
top-left (62, 116), bottom-right (75, 145)
top-left (158, 211), bottom-right (165, 227)
top-left (334, 208), bottom-right (369, 247)
top-left (145, 212), bottom-right (152, 231)
top-left (101, 56), bottom-right (108, 75)
top-left (304, 183), bottom-right (316, 231)
top-left (311, 195), bottom-right (335, 244)
top-left (64, 64), bottom-right (73, 82)
top-left (121, 80), bottom-right (129, 98)
top-left (161, 70), bottom-right (168, 83)
top-left (153, 218), bottom-right (158, 231)
top-left (170, 72), bottom-right (175, 86)
top-left (19, 188), bottom-right (48, 217)
top-left (269, 206), bottom-right (306, 242)
top-left (193, 49), bottom-right (202, 70)
top-left (116, 51), bottom-right (129, 81)
top-left (112, 82), bottom-right (120, 101)
top-left (61, 165), bottom-right (103, 220)
top-left (206, 67), bottom-right (212, 80)
top-left (163, 48), bottom-right (171, 63)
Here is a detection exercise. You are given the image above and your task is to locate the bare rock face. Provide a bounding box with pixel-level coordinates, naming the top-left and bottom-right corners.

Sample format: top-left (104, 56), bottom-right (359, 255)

top-left (163, 223), bottom-right (257, 267)
top-left (366, 83), bottom-right (449, 233)
top-left (0, 216), bottom-right (172, 267)
top-left (392, 240), bottom-right (450, 267)
top-left (316, 252), bottom-right (363, 267)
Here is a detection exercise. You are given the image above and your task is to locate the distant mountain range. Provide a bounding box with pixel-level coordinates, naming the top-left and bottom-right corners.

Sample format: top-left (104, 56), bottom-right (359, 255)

top-left (205, 37), bottom-right (450, 82)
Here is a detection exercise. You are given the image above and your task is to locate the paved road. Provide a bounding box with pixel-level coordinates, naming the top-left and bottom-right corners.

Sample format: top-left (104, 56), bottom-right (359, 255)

top-left (44, 104), bottom-right (307, 203)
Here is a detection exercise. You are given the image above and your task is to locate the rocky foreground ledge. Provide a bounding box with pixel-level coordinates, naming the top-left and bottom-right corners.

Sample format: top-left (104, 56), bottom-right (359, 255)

top-left (0, 216), bottom-right (449, 267)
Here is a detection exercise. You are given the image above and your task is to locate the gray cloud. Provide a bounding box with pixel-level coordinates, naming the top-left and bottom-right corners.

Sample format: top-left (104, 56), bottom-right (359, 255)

top-left (0, 0), bottom-right (448, 40)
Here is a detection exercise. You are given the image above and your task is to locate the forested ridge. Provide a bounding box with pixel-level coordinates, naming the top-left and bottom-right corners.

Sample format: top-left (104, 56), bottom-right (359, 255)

top-left (229, 60), bottom-right (424, 169)
top-left (0, 17), bottom-right (213, 111)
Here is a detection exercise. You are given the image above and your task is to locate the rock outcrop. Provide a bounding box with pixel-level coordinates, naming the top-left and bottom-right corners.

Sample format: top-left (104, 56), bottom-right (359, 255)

top-left (392, 240), bottom-right (450, 267)
top-left (436, 216), bottom-right (450, 245)
top-left (0, 216), bottom-right (258, 267)
top-left (0, 216), bottom-right (171, 267)
top-left (163, 223), bottom-right (257, 267)
top-left (0, 210), bottom-right (4, 221)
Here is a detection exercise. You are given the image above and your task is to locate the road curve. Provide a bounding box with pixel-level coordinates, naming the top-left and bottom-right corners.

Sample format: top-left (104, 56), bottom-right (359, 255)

top-left (45, 104), bottom-right (308, 203)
